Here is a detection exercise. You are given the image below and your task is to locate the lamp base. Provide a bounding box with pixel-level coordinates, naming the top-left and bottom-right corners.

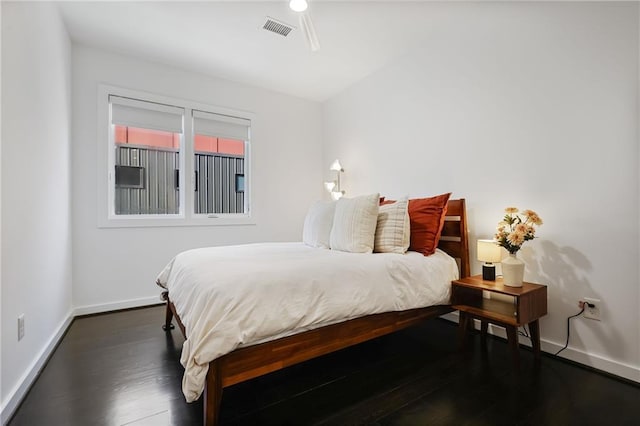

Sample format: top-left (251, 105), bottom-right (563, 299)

top-left (482, 264), bottom-right (496, 281)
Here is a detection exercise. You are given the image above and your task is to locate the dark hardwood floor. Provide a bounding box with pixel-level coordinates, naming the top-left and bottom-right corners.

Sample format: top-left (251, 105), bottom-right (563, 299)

top-left (9, 305), bottom-right (640, 425)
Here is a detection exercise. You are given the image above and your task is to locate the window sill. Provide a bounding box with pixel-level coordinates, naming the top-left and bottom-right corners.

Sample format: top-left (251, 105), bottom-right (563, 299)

top-left (98, 214), bottom-right (256, 229)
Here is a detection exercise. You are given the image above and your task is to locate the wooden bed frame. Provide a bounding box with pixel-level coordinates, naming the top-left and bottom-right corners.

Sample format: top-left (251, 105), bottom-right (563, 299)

top-left (162, 198), bottom-right (469, 426)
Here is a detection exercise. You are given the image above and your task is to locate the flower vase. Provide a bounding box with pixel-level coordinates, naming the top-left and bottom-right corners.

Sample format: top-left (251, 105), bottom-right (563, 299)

top-left (502, 253), bottom-right (524, 287)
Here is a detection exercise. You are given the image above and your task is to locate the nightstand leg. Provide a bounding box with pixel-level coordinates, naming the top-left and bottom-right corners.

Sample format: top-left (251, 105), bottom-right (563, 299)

top-left (458, 312), bottom-right (470, 349)
top-left (506, 325), bottom-right (520, 369)
top-left (480, 321), bottom-right (488, 349)
top-left (529, 320), bottom-right (541, 362)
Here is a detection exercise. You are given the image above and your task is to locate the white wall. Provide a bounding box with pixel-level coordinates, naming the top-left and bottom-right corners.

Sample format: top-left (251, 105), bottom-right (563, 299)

top-left (1, 1), bottom-right (73, 419)
top-left (72, 47), bottom-right (323, 311)
top-left (323, 1), bottom-right (640, 381)
top-left (0, 0), bottom-right (4, 409)
top-left (637, 3), bottom-right (640, 375)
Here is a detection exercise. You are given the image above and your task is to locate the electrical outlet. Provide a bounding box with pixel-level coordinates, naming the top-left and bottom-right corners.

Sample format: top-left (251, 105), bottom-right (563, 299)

top-left (18, 314), bottom-right (25, 340)
top-left (583, 297), bottom-right (601, 321)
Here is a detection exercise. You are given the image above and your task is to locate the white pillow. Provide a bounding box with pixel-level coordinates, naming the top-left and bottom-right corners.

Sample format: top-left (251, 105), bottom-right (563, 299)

top-left (374, 199), bottom-right (410, 254)
top-left (302, 201), bottom-right (336, 248)
top-left (330, 193), bottom-right (380, 253)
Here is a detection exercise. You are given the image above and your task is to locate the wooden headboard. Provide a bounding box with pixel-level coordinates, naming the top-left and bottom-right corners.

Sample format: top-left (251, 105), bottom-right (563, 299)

top-left (438, 198), bottom-right (470, 278)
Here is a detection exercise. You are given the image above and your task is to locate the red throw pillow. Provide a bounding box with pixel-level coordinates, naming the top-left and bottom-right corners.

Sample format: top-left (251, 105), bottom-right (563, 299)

top-left (408, 193), bottom-right (451, 256)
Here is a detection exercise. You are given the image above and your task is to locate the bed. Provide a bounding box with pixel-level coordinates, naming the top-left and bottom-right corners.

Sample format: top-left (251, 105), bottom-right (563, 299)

top-left (158, 198), bottom-right (469, 426)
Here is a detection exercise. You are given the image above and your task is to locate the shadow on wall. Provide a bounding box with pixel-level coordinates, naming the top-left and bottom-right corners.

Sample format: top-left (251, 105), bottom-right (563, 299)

top-left (522, 240), bottom-right (622, 361)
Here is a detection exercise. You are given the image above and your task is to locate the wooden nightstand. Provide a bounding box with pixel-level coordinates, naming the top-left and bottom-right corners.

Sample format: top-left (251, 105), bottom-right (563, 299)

top-left (451, 275), bottom-right (548, 366)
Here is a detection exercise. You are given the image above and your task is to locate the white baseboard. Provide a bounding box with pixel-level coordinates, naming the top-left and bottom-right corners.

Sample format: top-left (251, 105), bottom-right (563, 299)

top-left (73, 295), bottom-right (162, 316)
top-left (440, 312), bottom-right (640, 383)
top-left (1, 310), bottom-right (74, 425)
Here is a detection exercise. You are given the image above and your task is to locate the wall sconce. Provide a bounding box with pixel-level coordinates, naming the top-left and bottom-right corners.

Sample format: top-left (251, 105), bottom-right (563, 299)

top-left (324, 159), bottom-right (345, 200)
top-left (477, 239), bottom-right (502, 281)
top-left (289, 0), bottom-right (308, 12)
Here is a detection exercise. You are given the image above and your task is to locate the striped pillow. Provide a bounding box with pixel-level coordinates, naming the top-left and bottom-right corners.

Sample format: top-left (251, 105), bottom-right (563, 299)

top-left (374, 198), bottom-right (410, 254)
top-left (330, 193), bottom-right (380, 253)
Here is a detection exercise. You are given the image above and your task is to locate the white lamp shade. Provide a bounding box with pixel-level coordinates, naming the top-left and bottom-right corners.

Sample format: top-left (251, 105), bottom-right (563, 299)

top-left (324, 181), bottom-right (336, 192)
top-left (477, 239), bottom-right (501, 263)
top-left (329, 159), bottom-right (343, 172)
top-left (330, 191), bottom-right (344, 200)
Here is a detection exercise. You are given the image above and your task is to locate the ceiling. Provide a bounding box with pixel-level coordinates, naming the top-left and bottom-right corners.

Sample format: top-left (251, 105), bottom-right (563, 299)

top-left (57, 1), bottom-right (454, 102)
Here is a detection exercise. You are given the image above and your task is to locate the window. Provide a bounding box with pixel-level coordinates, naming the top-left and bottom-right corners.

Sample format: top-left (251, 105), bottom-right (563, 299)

top-left (235, 174), bottom-right (245, 193)
top-left (192, 110), bottom-right (250, 215)
top-left (110, 95), bottom-right (184, 216)
top-left (100, 86), bottom-right (252, 227)
top-left (115, 165), bottom-right (145, 189)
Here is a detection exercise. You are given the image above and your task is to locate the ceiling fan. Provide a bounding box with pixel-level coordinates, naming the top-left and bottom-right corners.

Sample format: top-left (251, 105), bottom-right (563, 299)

top-left (289, 0), bottom-right (320, 52)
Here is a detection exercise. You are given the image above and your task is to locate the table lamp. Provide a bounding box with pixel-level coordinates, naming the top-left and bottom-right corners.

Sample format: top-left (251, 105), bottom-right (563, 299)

top-left (477, 239), bottom-right (501, 281)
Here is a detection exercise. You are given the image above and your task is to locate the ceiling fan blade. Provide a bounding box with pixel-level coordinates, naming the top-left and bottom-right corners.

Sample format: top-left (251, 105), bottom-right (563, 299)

top-left (299, 12), bottom-right (320, 52)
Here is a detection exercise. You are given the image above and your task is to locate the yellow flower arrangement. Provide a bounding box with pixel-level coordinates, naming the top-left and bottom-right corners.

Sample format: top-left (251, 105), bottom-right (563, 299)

top-left (495, 207), bottom-right (543, 254)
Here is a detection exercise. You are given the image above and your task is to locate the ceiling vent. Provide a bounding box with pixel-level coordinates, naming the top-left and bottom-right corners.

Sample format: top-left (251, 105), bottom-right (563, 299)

top-left (263, 17), bottom-right (294, 37)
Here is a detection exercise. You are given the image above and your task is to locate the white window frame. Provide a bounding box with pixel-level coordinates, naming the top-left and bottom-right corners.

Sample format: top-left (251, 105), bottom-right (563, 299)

top-left (97, 85), bottom-right (254, 228)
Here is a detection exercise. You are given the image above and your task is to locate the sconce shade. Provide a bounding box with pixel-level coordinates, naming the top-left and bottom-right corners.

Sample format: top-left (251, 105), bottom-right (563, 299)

top-left (324, 181), bottom-right (336, 192)
top-left (329, 159), bottom-right (343, 172)
top-left (330, 191), bottom-right (344, 201)
top-left (477, 239), bottom-right (501, 263)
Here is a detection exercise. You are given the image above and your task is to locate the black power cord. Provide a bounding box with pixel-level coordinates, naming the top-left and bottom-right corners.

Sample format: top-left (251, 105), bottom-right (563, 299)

top-left (554, 302), bottom-right (593, 356)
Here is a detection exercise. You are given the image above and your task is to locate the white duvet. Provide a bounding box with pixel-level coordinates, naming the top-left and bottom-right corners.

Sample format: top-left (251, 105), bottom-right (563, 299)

top-left (156, 242), bottom-right (458, 402)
